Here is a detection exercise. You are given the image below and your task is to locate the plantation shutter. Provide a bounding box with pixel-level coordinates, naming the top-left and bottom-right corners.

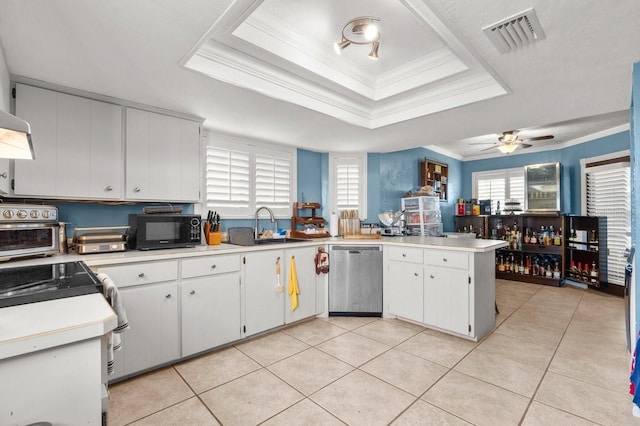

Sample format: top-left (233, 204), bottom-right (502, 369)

top-left (255, 152), bottom-right (292, 216)
top-left (476, 174), bottom-right (505, 214)
top-left (474, 168), bottom-right (525, 214)
top-left (585, 161), bottom-right (631, 285)
top-left (206, 146), bottom-right (250, 215)
top-left (336, 158), bottom-right (361, 212)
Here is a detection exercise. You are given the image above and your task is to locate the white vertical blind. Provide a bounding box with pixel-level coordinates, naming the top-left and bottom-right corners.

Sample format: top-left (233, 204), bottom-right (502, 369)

top-left (585, 162), bottom-right (631, 285)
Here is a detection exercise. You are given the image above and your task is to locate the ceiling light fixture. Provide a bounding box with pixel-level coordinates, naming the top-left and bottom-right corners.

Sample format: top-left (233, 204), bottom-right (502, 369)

top-left (334, 16), bottom-right (381, 60)
top-left (0, 110), bottom-right (35, 159)
top-left (497, 143), bottom-right (518, 154)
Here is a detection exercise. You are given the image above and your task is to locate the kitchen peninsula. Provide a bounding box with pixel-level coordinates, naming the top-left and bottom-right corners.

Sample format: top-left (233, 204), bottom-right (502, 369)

top-left (0, 236), bottom-right (506, 383)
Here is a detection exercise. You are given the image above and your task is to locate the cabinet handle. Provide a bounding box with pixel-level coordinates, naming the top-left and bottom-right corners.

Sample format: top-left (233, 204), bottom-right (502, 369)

top-left (0, 172), bottom-right (6, 179)
top-left (211, 264), bottom-right (217, 269)
top-left (442, 258), bottom-right (448, 262)
top-left (138, 272), bottom-right (145, 278)
top-left (430, 274), bottom-right (435, 279)
top-left (414, 272), bottom-right (419, 277)
top-left (190, 290), bottom-right (195, 295)
top-left (134, 187), bottom-right (141, 193)
top-left (105, 186), bottom-right (113, 192)
top-left (402, 253), bottom-right (407, 257)
top-left (165, 294), bottom-right (172, 299)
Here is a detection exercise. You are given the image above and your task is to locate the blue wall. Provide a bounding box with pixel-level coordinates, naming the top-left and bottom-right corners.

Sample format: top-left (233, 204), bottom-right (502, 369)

top-left (462, 131), bottom-right (630, 214)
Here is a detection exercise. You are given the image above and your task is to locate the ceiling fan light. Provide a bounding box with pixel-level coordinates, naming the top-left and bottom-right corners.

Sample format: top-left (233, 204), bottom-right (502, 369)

top-left (368, 41), bottom-right (379, 60)
top-left (334, 38), bottom-right (350, 54)
top-left (498, 143), bottom-right (518, 154)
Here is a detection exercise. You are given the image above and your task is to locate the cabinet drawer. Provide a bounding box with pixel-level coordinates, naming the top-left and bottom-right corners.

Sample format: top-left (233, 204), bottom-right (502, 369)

top-left (181, 255), bottom-right (240, 279)
top-left (386, 246), bottom-right (423, 264)
top-left (96, 260), bottom-right (178, 288)
top-left (424, 250), bottom-right (468, 270)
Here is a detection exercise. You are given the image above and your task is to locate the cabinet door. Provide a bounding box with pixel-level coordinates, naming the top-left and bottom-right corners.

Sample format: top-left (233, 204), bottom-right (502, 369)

top-left (14, 84), bottom-right (58, 196)
top-left (0, 159), bottom-right (9, 195)
top-left (181, 272), bottom-right (241, 356)
top-left (284, 246), bottom-right (317, 324)
top-left (14, 84), bottom-right (122, 199)
top-left (243, 250), bottom-right (284, 337)
top-left (424, 266), bottom-right (469, 335)
top-left (387, 261), bottom-right (423, 323)
top-left (119, 282), bottom-right (179, 376)
top-left (125, 108), bottom-right (200, 202)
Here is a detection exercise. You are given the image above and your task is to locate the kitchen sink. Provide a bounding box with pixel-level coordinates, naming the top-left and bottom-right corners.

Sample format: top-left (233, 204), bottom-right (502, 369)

top-left (254, 237), bottom-right (309, 245)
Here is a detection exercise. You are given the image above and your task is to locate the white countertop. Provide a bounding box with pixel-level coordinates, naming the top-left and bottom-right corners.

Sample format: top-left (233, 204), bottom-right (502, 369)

top-left (0, 236), bottom-right (507, 269)
top-left (0, 293), bottom-right (117, 360)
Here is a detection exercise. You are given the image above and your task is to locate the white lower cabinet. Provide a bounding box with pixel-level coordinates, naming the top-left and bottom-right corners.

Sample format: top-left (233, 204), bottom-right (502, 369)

top-left (95, 261), bottom-right (180, 380)
top-left (242, 250), bottom-right (285, 337)
top-left (424, 266), bottom-right (469, 336)
top-left (385, 246), bottom-right (486, 340)
top-left (387, 260), bottom-right (424, 323)
top-left (283, 246), bottom-right (317, 324)
top-left (180, 255), bottom-right (241, 356)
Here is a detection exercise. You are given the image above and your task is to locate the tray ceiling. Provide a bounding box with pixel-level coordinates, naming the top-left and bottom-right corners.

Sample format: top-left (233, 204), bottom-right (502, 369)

top-left (183, 0), bottom-right (508, 129)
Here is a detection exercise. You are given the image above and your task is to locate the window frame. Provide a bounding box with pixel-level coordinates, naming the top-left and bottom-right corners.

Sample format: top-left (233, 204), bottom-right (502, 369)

top-left (328, 152), bottom-right (368, 220)
top-left (472, 167), bottom-right (525, 214)
top-left (203, 133), bottom-right (296, 219)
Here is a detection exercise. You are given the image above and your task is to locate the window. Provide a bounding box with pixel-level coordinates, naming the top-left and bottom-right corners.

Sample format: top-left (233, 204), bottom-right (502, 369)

top-left (472, 168), bottom-right (525, 214)
top-left (205, 135), bottom-right (296, 218)
top-left (329, 153), bottom-right (367, 219)
top-left (582, 152), bottom-right (631, 285)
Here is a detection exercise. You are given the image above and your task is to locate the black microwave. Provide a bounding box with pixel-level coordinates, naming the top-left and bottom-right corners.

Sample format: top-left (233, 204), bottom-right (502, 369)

top-left (128, 214), bottom-right (201, 250)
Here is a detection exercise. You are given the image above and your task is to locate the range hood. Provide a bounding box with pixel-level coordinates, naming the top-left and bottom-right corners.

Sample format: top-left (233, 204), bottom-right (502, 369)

top-left (0, 109), bottom-right (34, 159)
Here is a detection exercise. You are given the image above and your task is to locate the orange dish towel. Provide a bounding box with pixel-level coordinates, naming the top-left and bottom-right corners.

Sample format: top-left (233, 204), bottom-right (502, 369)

top-left (288, 256), bottom-right (300, 311)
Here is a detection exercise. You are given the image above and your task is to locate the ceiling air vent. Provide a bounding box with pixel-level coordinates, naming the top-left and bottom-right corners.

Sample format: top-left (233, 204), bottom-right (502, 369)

top-left (482, 8), bottom-right (546, 53)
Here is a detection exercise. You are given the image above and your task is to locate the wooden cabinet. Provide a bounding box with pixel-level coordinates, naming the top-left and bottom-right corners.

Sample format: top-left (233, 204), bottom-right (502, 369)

top-left (420, 158), bottom-right (448, 201)
top-left (14, 84), bottom-right (123, 199)
top-left (180, 255), bottom-right (241, 356)
top-left (489, 214), bottom-right (564, 286)
top-left (125, 108), bottom-right (200, 202)
top-left (95, 261), bottom-right (180, 380)
top-left (564, 215), bottom-right (605, 287)
top-left (242, 250), bottom-right (285, 337)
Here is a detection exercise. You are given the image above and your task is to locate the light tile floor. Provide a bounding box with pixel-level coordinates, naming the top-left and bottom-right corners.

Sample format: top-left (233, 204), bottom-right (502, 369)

top-left (108, 279), bottom-right (638, 425)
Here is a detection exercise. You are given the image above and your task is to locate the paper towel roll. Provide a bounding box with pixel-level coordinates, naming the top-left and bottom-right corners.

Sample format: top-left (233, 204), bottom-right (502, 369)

top-left (330, 212), bottom-right (339, 237)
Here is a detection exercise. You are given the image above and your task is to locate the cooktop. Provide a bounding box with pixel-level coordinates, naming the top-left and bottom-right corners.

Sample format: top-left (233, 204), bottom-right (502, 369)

top-left (0, 261), bottom-right (103, 308)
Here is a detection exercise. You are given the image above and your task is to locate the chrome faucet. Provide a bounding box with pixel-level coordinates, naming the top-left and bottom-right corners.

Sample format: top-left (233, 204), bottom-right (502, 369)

top-left (254, 206), bottom-right (277, 240)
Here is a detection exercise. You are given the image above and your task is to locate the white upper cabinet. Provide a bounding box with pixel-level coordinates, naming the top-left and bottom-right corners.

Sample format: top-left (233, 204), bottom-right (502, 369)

top-left (125, 108), bottom-right (200, 202)
top-left (14, 84), bottom-right (123, 199)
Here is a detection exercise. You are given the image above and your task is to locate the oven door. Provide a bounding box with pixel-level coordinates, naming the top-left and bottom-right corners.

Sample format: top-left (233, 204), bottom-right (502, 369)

top-left (0, 222), bottom-right (60, 261)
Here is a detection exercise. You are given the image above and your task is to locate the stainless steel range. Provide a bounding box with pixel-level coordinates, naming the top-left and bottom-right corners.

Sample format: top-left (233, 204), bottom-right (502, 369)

top-left (0, 203), bottom-right (60, 261)
top-left (0, 261), bottom-right (102, 308)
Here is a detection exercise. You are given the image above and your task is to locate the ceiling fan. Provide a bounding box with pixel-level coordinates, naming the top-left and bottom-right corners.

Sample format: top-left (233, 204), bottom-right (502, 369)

top-left (471, 130), bottom-right (554, 154)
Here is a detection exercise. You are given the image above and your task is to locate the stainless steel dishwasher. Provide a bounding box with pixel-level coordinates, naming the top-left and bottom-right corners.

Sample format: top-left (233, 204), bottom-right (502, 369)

top-left (329, 245), bottom-right (383, 316)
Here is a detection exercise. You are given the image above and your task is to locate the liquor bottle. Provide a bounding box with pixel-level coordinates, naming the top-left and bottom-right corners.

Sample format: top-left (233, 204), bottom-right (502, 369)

top-left (530, 231), bottom-right (537, 245)
top-left (498, 255), bottom-right (505, 272)
top-left (590, 229), bottom-right (598, 243)
top-left (519, 259), bottom-right (524, 274)
top-left (553, 262), bottom-right (561, 279)
top-left (524, 256), bottom-right (530, 275)
top-left (533, 258), bottom-right (540, 276)
top-left (553, 229), bottom-right (561, 246)
top-left (524, 228), bottom-right (531, 244)
top-left (590, 261), bottom-right (598, 284)
top-left (583, 263), bottom-right (590, 282)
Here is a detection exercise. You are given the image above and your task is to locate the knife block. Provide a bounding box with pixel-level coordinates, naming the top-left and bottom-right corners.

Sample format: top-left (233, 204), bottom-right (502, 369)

top-left (206, 232), bottom-right (221, 245)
